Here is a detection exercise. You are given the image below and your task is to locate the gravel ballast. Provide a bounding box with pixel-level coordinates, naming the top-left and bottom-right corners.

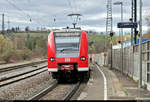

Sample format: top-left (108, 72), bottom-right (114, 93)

top-left (40, 84), bottom-right (74, 100)
top-left (0, 71), bottom-right (53, 100)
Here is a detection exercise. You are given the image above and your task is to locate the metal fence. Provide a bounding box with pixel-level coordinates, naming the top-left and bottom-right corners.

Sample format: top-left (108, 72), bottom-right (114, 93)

top-left (95, 40), bottom-right (150, 90)
top-left (94, 53), bottom-right (108, 66)
top-left (111, 41), bottom-right (150, 89)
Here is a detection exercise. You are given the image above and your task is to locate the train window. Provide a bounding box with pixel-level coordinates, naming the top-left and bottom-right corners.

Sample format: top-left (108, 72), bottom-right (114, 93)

top-left (55, 32), bottom-right (80, 37)
top-left (54, 32), bottom-right (81, 57)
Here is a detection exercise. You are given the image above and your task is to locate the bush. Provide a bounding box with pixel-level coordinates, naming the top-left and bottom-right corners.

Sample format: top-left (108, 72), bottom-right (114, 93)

top-left (0, 35), bottom-right (14, 62)
top-left (1, 49), bottom-right (16, 63)
top-left (88, 34), bottom-right (106, 53)
top-left (20, 48), bottom-right (32, 60)
top-left (0, 35), bottom-right (13, 54)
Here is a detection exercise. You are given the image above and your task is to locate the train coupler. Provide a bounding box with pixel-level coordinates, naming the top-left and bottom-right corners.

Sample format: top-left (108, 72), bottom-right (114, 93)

top-left (61, 65), bottom-right (74, 72)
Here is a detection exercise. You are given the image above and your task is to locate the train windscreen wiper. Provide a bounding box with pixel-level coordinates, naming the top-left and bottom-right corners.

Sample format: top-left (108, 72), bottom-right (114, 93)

top-left (60, 48), bottom-right (76, 52)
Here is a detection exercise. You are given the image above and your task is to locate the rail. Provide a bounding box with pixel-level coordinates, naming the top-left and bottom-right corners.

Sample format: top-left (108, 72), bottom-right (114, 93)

top-left (0, 65), bottom-right (47, 87)
top-left (28, 80), bottom-right (58, 100)
top-left (0, 59), bottom-right (47, 73)
top-left (63, 81), bottom-right (80, 100)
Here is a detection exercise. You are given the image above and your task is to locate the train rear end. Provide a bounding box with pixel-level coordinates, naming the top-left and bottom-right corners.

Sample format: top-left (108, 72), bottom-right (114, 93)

top-left (47, 30), bottom-right (89, 81)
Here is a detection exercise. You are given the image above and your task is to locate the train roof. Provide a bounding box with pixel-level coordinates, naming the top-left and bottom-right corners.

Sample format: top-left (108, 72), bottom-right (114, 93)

top-left (53, 28), bottom-right (82, 33)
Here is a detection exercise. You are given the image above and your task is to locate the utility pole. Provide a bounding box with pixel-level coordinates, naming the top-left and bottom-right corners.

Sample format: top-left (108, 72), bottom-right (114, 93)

top-left (8, 19), bottom-right (10, 30)
top-left (110, 32), bottom-right (114, 70)
top-left (139, 0), bottom-right (142, 88)
top-left (2, 14), bottom-right (5, 34)
top-left (7, 19), bottom-right (10, 35)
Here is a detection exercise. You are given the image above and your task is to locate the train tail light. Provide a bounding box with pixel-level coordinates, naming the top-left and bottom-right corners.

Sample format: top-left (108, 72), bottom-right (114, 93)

top-left (80, 56), bottom-right (86, 61)
top-left (49, 57), bottom-right (55, 62)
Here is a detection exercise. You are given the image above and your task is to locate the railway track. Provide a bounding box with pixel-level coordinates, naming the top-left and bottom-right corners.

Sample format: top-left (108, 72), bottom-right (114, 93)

top-left (63, 82), bottom-right (80, 100)
top-left (28, 80), bottom-right (58, 100)
top-left (0, 59), bottom-right (47, 73)
top-left (0, 64), bottom-right (48, 87)
top-left (28, 80), bottom-right (81, 100)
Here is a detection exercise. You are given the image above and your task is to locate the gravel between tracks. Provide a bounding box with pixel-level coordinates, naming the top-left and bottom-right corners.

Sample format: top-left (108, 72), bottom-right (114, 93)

top-left (0, 71), bottom-right (53, 100)
top-left (0, 63), bottom-right (47, 79)
top-left (40, 84), bottom-right (74, 100)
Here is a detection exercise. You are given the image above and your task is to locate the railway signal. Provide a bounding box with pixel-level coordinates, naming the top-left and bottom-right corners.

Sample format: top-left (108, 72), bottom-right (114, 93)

top-left (110, 32), bottom-right (114, 37)
top-left (110, 32), bottom-right (114, 70)
top-left (104, 53), bottom-right (107, 66)
top-left (118, 41), bottom-right (121, 44)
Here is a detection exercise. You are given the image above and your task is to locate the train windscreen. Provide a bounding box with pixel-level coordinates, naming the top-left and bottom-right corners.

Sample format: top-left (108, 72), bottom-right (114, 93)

top-left (54, 32), bottom-right (81, 57)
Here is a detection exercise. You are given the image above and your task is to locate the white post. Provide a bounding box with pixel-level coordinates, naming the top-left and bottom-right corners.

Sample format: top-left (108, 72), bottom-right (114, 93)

top-left (139, 0), bottom-right (142, 88)
top-left (121, 3), bottom-right (124, 74)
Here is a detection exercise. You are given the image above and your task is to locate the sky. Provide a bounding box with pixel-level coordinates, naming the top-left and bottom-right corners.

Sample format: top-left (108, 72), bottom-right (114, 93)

top-left (0, 0), bottom-right (150, 34)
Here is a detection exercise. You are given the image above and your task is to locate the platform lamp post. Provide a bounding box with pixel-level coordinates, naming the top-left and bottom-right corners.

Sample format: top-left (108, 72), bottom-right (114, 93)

top-left (139, 0), bottom-right (142, 88)
top-left (114, 1), bottom-right (124, 74)
top-left (110, 32), bottom-right (114, 70)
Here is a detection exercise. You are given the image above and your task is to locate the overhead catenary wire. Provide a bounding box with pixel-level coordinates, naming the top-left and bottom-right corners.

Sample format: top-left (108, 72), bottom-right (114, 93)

top-left (66, 0), bottom-right (75, 26)
top-left (72, 0), bottom-right (88, 26)
top-left (11, 0), bottom-right (44, 27)
top-left (6, 0), bottom-right (31, 20)
top-left (66, 0), bottom-right (74, 14)
top-left (123, 1), bottom-right (131, 22)
top-left (5, 0), bottom-right (44, 27)
top-left (66, 0), bottom-right (84, 28)
top-left (73, 0), bottom-right (78, 13)
top-left (0, 13), bottom-right (28, 31)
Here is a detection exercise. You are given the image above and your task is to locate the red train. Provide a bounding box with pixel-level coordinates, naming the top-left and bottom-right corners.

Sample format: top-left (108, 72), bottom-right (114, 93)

top-left (47, 29), bottom-right (90, 81)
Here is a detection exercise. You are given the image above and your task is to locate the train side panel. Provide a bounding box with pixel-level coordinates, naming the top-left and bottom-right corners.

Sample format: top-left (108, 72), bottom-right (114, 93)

top-left (78, 30), bottom-right (88, 71)
top-left (47, 32), bottom-right (58, 72)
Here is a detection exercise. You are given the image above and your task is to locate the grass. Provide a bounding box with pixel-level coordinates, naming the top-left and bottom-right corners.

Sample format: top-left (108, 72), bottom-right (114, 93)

top-left (123, 89), bottom-right (129, 96)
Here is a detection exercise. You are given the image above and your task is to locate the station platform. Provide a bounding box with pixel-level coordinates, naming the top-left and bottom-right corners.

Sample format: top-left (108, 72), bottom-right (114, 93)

top-left (77, 64), bottom-right (150, 100)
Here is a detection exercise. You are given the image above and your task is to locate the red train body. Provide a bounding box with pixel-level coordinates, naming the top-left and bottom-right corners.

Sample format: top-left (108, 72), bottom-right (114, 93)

top-left (47, 29), bottom-right (89, 81)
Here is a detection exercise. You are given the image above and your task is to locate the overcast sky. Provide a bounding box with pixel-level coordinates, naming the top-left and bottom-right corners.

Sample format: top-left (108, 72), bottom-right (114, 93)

top-left (0, 0), bottom-right (150, 34)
